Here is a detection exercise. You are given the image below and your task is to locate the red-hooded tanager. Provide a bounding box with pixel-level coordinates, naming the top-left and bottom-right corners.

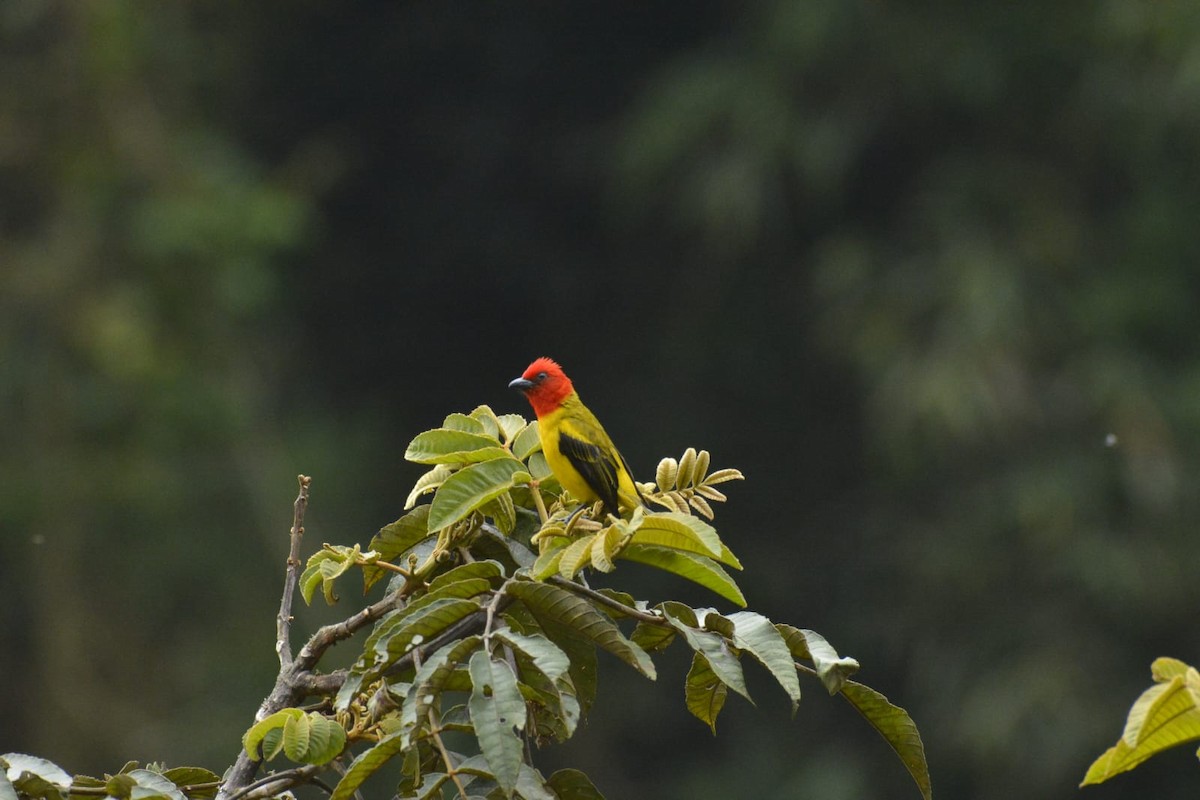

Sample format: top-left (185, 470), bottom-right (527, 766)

top-left (509, 357), bottom-right (646, 516)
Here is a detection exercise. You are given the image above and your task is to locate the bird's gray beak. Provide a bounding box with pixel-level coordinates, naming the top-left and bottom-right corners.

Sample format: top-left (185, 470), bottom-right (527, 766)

top-left (509, 377), bottom-right (534, 392)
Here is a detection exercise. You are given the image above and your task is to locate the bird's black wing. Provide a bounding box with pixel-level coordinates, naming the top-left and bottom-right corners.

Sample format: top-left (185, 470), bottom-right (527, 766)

top-left (557, 429), bottom-right (621, 515)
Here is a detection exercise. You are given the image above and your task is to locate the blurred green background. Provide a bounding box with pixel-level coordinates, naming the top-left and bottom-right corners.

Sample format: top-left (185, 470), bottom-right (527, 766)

top-left (3, 2), bottom-right (1199, 798)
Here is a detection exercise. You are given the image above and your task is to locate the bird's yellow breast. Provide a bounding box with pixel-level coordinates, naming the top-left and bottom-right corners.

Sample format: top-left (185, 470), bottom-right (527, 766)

top-left (538, 405), bottom-right (603, 504)
top-left (536, 396), bottom-right (642, 512)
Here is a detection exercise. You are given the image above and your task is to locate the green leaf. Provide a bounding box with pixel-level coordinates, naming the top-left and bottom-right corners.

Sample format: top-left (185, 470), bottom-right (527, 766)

top-left (508, 581), bottom-right (656, 679)
top-left (677, 447), bottom-right (697, 487)
top-left (519, 668), bottom-right (581, 743)
top-left (703, 467), bottom-right (744, 485)
top-left (334, 672), bottom-right (364, 714)
top-left (776, 625), bottom-right (860, 694)
top-left (429, 559), bottom-right (505, 591)
top-left (300, 553), bottom-right (331, 605)
top-left (469, 650), bottom-right (527, 798)
top-left (685, 652), bottom-right (728, 734)
top-left (631, 512), bottom-right (741, 568)
top-left (317, 547), bottom-right (361, 604)
top-left (618, 544), bottom-right (746, 607)
top-left (470, 404), bottom-right (502, 438)
top-left (630, 620), bottom-right (676, 652)
top-left (496, 413), bottom-right (526, 442)
top-left (663, 610), bottom-right (750, 703)
top-left (405, 428), bottom-right (507, 464)
top-left (104, 773), bottom-right (137, 799)
top-left (242, 708), bottom-right (304, 761)
top-left (513, 763), bottom-right (558, 800)
top-left (588, 526), bottom-right (623, 573)
top-left (659, 601), bottom-right (698, 627)
top-left (161, 767), bottom-right (220, 800)
top-left (329, 730), bottom-right (409, 800)
top-left (399, 635), bottom-right (484, 740)
top-left (126, 770), bottom-right (188, 800)
top-left (364, 506), bottom-right (434, 592)
top-left (0, 755), bottom-right (69, 800)
top-left (360, 583), bottom-right (486, 668)
top-left (260, 728), bottom-right (285, 762)
top-left (531, 541), bottom-right (568, 581)
top-left (727, 611), bottom-right (801, 712)
top-left (485, 491), bottom-right (518, 534)
top-left (556, 535), bottom-right (595, 580)
top-left (1081, 665), bottom-right (1200, 787)
top-left (841, 680), bottom-right (932, 800)
top-left (495, 629), bottom-right (570, 683)
top-left (530, 613), bottom-right (599, 719)
top-left (474, 526), bottom-right (539, 572)
top-left (1152, 656), bottom-right (1191, 681)
top-left (405, 464), bottom-right (454, 510)
top-left (546, 768), bottom-right (606, 800)
top-left (0, 756), bottom-right (70, 790)
top-left (13, 775), bottom-right (63, 800)
top-left (0, 774), bottom-right (18, 800)
top-left (586, 588), bottom-right (639, 621)
top-left (373, 597), bottom-right (482, 667)
top-left (528, 452), bottom-right (553, 481)
top-left (512, 421), bottom-right (543, 461)
top-left (407, 772), bottom-right (451, 800)
top-left (302, 713), bottom-right (347, 765)
top-left (428, 458), bottom-right (527, 531)
top-left (282, 711), bottom-right (311, 762)
top-left (698, 609), bottom-right (735, 638)
top-left (443, 412), bottom-right (486, 434)
top-left (453, 758), bottom-right (555, 800)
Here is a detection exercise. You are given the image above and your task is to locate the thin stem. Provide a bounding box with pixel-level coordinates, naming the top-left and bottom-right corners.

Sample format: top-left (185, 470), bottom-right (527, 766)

top-left (795, 662), bottom-right (819, 678)
top-left (483, 580), bottom-right (512, 639)
top-left (68, 782), bottom-right (225, 799)
top-left (529, 480), bottom-right (549, 523)
top-left (547, 576), bottom-right (667, 625)
top-left (277, 475), bottom-right (311, 668)
top-left (429, 709), bottom-right (471, 799)
top-left (362, 558), bottom-right (412, 577)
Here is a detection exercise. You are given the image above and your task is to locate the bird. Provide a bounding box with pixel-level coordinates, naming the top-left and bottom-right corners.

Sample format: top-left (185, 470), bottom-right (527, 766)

top-left (509, 357), bottom-right (646, 517)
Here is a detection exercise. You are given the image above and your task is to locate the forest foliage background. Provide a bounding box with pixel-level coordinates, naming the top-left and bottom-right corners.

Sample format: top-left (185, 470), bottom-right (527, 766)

top-left (2, 3), bottom-right (1199, 799)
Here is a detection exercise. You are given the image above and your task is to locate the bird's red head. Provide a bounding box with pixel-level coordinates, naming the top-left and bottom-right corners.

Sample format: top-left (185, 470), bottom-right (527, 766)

top-left (509, 357), bottom-right (574, 418)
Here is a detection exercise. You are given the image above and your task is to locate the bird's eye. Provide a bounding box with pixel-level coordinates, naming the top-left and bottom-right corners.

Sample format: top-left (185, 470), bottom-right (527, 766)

top-left (537, 371), bottom-right (548, 381)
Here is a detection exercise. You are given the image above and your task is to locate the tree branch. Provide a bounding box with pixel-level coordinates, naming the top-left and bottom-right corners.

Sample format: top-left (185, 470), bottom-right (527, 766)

top-left (228, 764), bottom-right (329, 800)
top-left (276, 475), bottom-right (311, 668)
top-left (295, 586), bottom-right (405, 671)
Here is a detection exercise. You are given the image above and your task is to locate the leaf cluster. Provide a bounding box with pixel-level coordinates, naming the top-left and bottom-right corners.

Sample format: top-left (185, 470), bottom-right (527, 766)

top-left (1082, 657), bottom-right (1200, 787)
top-left (271, 406), bottom-right (931, 800)
top-left (0, 756), bottom-right (220, 800)
top-left (0, 405), bottom-right (931, 800)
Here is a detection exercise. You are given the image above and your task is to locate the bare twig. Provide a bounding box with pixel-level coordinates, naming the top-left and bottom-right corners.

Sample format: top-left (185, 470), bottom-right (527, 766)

top-left (228, 764), bottom-right (328, 800)
top-left (277, 475), bottom-right (311, 668)
top-left (295, 588), bottom-right (405, 671)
